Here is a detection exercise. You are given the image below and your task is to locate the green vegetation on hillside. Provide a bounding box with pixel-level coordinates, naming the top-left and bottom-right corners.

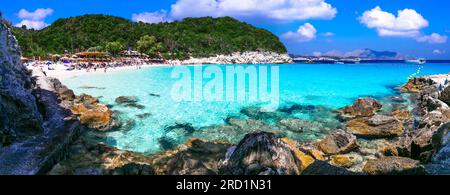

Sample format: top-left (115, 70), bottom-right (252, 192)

top-left (12, 14), bottom-right (287, 59)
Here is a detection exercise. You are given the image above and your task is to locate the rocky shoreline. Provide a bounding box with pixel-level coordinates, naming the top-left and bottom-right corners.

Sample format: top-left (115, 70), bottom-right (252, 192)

top-left (169, 51), bottom-right (293, 65)
top-left (1, 20), bottom-right (449, 175)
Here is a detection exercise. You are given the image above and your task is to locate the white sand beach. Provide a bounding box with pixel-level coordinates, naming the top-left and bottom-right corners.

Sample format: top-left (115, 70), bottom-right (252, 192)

top-left (27, 63), bottom-right (174, 80)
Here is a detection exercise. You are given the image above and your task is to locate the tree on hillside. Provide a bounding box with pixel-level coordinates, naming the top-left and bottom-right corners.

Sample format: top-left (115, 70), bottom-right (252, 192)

top-left (87, 46), bottom-right (104, 52)
top-left (105, 41), bottom-right (124, 56)
top-left (137, 35), bottom-right (162, 58)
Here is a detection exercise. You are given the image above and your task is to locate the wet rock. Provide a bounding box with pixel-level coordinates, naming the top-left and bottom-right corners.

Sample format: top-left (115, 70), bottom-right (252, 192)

top-left (315, 130), bottom-right (359, 155)
top-left (363, 156), bottom-right (424, 175)
top-left (330, 155), bottom-right (356, 168)
top-left (77, 93), bottom-right (99, 105)
top-left (301, 160), bottom-right (360, 175)
top-left (346, 115), bottom-right (404, 138)
top-left (115, 96), bottom-right (139, 104)
top-left (219, 132), bottom-right (313, 175)
top-left (72, 103), bottom-right (117, 131)
top-left (338, 98), bottom-right (382, 119)
top-left (401, 78), bottom-right (430, 93)
top-left (50, 78), bottom-right (76, 101)
top-left (110, 163), bottom-right (154, 175)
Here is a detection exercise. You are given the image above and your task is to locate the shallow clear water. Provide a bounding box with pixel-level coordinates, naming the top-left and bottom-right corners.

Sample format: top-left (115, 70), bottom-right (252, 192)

top-left (63, 63), bottom-right (450, 154)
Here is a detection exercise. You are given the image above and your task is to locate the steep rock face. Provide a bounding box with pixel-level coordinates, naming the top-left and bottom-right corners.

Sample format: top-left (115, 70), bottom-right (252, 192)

top-left (0, 21), bottom-right (80, 175)
top-left (0, 22), bottom-right (43, 146)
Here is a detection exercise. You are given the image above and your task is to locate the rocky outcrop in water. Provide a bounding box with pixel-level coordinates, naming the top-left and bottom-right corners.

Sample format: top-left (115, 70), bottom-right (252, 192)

top-left (337, 98), bottom-right (382, 119)
top-left (346, 115), bottom-right (404, 138)
top-left (389, 75), bottom-right (450, 174)
top-left (169, 51), bottom-right (293, 65)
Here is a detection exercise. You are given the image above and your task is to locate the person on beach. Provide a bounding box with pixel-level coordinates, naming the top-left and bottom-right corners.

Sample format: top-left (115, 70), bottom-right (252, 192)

top-left (39, 67), bottom-right (47, 77)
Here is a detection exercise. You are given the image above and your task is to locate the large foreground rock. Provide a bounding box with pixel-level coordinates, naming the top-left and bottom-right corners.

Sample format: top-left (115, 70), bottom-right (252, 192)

top-left (219, 132), bottom-right (314, 175)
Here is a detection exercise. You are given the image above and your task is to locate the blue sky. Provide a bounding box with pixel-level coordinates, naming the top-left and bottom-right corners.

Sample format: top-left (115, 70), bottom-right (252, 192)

top-left (1, 0), bottom-right (449, 59)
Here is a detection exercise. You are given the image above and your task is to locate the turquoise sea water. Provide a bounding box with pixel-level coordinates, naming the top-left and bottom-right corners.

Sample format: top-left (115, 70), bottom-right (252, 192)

top-left (63, 63), bottom-right (450, 154)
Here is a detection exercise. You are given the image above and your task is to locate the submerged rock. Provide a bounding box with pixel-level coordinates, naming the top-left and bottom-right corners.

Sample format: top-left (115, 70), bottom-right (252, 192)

top-left (363, 156), bottom-right (424, 175)
top-left (136, 113), bottom-right (151, 119)
top-left (315, 130), bottom-right (359, 155)
top-left (338, 98), bottom-right (382, 119)
top-left (219, 132), bottom-right (314, 175)
top-left (278, 118), bottom-right (322, 133)
top-left (164, 122), bottom-right (195, 135)
top-left (391, 96), bottom-right (407, 103)
top-left (115, 96), bottom-right (139, 104)
top-left (346, 115), bottom-right (404, 138)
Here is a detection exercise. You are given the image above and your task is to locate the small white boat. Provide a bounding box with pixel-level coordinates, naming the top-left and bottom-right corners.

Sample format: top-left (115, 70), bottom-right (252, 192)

top-left (406, 58), bottom-right (426, 64)
top-left (335, 61), bottom-right (344, 64)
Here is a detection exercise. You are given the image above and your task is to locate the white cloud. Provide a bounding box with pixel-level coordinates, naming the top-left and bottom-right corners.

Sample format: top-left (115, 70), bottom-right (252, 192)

top-left (359, 6), bottom-right (447, 44)
top-left (359, 6), bottom-right (428, 37)
top-left (281, 23), bottom-right (317, 42)
top-left (417, 33), bottom-right (448, 44)
top-left (433, 49), bottom-right (445, 55)
top-left (15, 20), bottom-right (49, 30)
top-left (321, 32), bottom-right (334, 37)
top-left (18, 8), bottom-right (53, 20)
top-left (170, 0), bottom-right (337, 21)
top-left (132, 10), bottom-right (170, 24)
top-left (15, 8), bottom-right (53, 30)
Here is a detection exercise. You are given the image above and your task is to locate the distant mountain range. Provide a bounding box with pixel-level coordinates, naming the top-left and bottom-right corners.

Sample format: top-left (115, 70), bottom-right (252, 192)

top-left (292, 48), bottom-right (407, 60)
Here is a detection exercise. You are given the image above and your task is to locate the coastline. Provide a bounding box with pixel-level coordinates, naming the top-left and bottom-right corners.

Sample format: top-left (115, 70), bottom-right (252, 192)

top-left (28, 64), bottom-right (173, 80)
